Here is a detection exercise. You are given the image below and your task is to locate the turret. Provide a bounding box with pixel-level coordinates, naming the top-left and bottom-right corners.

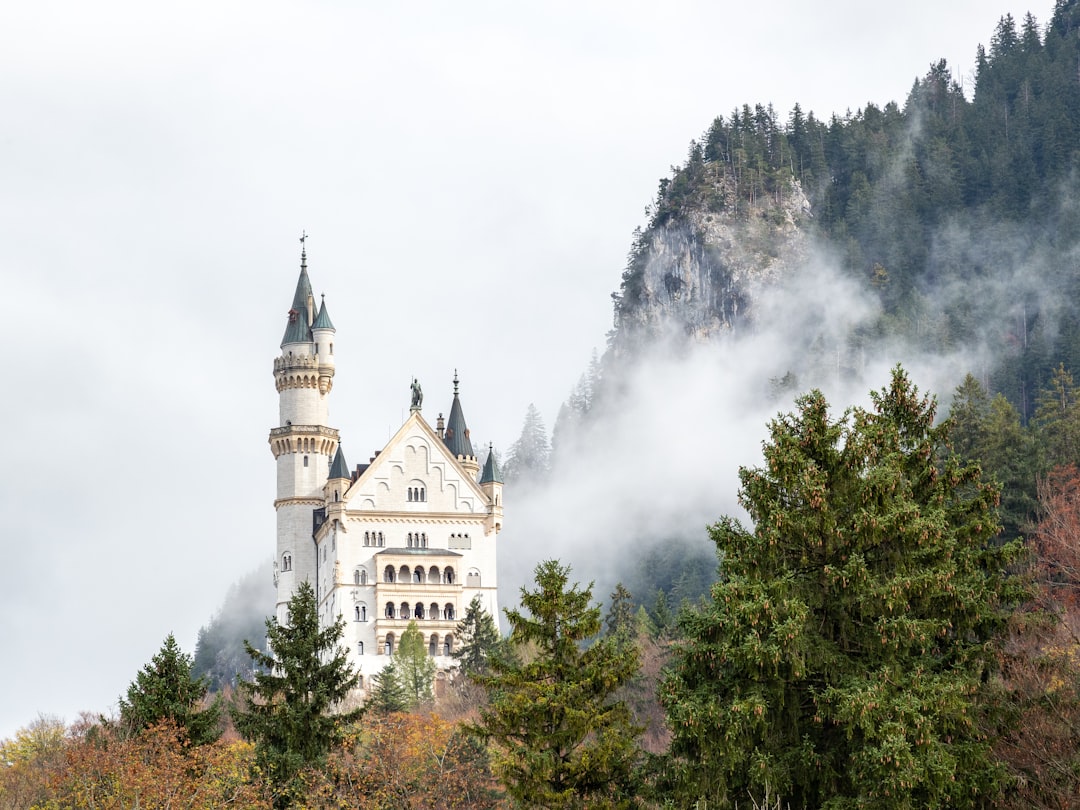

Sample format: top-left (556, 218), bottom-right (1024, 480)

top-left (480, 443), bottom-right (503, 534)
top-left (269, 236), bottom-right (339, 622)
top-left (443, 371), bottom-right (479, 477)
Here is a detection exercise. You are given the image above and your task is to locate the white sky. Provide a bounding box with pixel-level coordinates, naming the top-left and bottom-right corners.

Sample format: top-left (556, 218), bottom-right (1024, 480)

top-left (0, 0), bottom-right (1046, 738)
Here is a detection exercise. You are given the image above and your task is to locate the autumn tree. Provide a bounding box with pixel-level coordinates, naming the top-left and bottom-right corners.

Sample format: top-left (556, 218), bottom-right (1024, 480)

top-left (397, 621), bottom-right (436, 708)
top-left (1034, 463), bottom-right (1080, 610)
top-left (662, 367), bottom-right (1028, 809)
top-left (118, 632), bottom-right (222, 744)
top-left (471, 560), bottom-right (642, 809)
top-left (233, 581), bottom-right (362, 804)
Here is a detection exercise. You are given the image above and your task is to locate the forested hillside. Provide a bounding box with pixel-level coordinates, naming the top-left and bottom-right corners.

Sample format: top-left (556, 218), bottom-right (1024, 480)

top-left (612, 2), bottom-right (1080, 419)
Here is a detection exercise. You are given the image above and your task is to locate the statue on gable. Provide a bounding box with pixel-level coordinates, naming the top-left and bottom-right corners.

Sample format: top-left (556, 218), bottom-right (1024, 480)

top-left (411, 378), bottom-right (423, 409)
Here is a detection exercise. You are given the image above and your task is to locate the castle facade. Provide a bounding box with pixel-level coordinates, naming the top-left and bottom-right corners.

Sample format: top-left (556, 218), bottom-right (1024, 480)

top-left (270, 245), bottom-right (503, 694)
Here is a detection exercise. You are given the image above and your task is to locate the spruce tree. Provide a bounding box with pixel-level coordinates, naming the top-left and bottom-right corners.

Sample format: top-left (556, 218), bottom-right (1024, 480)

top-left (661, 367), bottom-right (1028, 809)
top-left (233, 581), bottom-right (361, 801)
top-left (453, 594), bottom-right (502, 678)
top-left (471, 560), bottom-right (642, 809)
top-left (118, 633), bottom-right (221, 745)
top-left (368, 658), bottom-right (410, 714)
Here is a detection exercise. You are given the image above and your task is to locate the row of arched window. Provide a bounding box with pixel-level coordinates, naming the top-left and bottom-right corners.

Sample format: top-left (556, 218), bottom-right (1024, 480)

top-left (378, 632), bottom-right (455, 656)
top-left (384, 564), bottom-right (454, 584)
top-left (281, 553), bottom-right (293, 572)
top-left (406, 532), bottom-right (427, 548)
top-left (363, 531), bottom-right (385, 547)
top-left (407, 487), bottom-right (426, 502)
top-left (384, 601), bottom-right (456, 621)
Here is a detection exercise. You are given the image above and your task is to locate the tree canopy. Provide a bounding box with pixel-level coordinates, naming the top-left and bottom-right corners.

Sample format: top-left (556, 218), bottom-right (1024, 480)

top-left (118, 633), bottom-right (221, 745)
top-left (233, 581), bottom-right (362, 803)
top-left (662, 367), bottom-right (1028, 808)
top-left (471, 560), bottom-right (642, 809)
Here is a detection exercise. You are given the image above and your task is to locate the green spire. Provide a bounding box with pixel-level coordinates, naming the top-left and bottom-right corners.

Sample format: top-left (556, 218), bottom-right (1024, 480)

top-left (328, 445), bottom-right (349, 480)
top-left (280, 241), bottom-right (314, 347)
top-left (480, 443), bottom-right (502, 484)
top-left (443, 370), bottom-right (475, 459)
top-left (313, 294), bottom-right (335, 330)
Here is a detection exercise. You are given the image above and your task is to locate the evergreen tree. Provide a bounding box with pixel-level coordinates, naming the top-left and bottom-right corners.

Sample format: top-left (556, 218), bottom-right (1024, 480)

top-left (503, 403), bottom-right (551, 483)
top-left (233, 581), bottom-right (361, 803)
top-left (453, 594), bottom-right (503, 678)
top-left (397, 621), bottom-right (436, 708)
top-left (662, 367), bottom-right (1028, 808)
top-left (118, 633), bottom-right (221, 745)
top-left (471, 560), bottom-right (642, 809)
top-left (368, 658), bottom-right (410, 715)
top-left (604, 583), bottom-right (636, 642)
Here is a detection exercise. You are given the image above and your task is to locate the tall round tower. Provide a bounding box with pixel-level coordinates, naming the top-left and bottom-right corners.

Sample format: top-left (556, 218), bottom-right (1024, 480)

top-left (269, 240), bottom-right (339, 622)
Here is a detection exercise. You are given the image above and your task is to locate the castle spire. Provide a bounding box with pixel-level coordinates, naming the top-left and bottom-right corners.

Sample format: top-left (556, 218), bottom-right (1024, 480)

top-left (281, 235), bottom-right (315, 347)
top-left (443, 370), bottom-right (475, 460)
top-left (479, 443), bottom-right (502, 484)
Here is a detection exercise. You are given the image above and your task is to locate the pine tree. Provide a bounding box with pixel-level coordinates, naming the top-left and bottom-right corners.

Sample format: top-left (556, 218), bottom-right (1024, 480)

top-left (368, 658), bottom-right (410, 715)
top-left (662, 367), bottom-right (1028, 808)
top-left (604, 583), bottom-right (636, 642)
top-left (233, 581), bottom-right (361, 802)
top-left (397, 621), bottom-right (435, 708)
top-left (471, 560), bottom-right (642, 809)
top-left (453, 594), bottom-right (502, 678)
top-left (503, 403), bottom-right (551, 483)
top-left (118, 633), bottom-right (221, 745)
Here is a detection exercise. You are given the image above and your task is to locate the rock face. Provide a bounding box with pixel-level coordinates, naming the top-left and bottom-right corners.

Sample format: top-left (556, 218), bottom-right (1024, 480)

top-left (614, 174), bottom-right (812, 345)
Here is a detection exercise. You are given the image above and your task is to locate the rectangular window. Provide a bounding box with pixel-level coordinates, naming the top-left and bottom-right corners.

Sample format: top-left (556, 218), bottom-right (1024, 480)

top-left (448, 535), bottom-right (472, 550)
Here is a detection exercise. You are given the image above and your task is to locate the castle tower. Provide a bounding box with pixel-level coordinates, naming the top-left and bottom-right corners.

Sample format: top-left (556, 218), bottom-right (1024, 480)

top-left (269, 240), bottom-right (340, 622)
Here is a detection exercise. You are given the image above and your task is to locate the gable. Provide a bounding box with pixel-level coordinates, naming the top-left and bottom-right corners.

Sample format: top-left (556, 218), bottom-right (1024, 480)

top-left (343, 412), bottom-right (488, 514)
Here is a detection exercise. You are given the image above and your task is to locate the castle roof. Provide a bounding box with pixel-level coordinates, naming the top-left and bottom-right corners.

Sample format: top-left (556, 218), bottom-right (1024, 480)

top-left (443, 371), bottom-right (474, 459)
top-left (280, 248), bottom-right (314, 347)
top-left (328, 444), bottom-right (350, 480)
top-left (313, 295), bottom-right (335, 330)
top-left (479, 444), bottom-right (502, 484)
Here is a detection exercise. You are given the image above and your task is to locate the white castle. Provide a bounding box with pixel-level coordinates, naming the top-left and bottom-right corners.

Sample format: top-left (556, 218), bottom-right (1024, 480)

top-left (270, 242), bottom-right (503, 695)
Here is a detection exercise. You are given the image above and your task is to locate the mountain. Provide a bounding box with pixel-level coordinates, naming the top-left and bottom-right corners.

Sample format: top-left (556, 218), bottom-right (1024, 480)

top-left (609, 3), bottom-right (1080, 418)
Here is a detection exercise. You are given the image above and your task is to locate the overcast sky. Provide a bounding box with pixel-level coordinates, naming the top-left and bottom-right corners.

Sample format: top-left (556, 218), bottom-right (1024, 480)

top-left (0, 0), bottom-right (1047, 738)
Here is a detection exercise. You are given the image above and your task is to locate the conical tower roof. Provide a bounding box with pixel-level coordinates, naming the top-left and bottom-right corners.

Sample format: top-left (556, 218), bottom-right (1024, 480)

top-left (443, 371), bottom-right (474, 459)
top-left (280, 245), bottom-right (314, 346)
top-left (479, 443), bottom-right (502, 484)
top-left (313, 294), bottom-right (335, 330)
top-left (328, 444), bottom-right (349, 480)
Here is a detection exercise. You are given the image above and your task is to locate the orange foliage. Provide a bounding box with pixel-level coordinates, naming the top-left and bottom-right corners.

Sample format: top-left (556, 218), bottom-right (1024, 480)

top-left (303, 712), bottom-right (508, 809)
top-left (39, 720), bottom-right (269, 809)
top-left (1035, 464), bottom-right (1080, 610)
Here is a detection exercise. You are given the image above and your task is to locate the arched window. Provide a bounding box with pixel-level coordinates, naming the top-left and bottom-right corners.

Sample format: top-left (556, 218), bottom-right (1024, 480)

top-left (400, 602), bottom-right (410, 620)
top-left (385, 633), bottom-right (394, 656)
top-left (429, 565), bottom-right (440, 583)
top-left (443, 603), bottom-right (455, 621)
top-left (360, 605), bottom-right (367, 621)
top-left (414, 602), bottom-right (424, 619)
top-left (358, 641), bottom-right (364, 655)
top-left (421, 532), bottom-right (428, 548)
top-left (364, 531), bottom-right (370, 547)
top-left (379, 532), bottom-right (385, 547)
top-left (354, 606), bottom-right (361, 621)
top-left (429, 635), bottom-right (438, 656)
top-left (360, 570), bottom-right (367, 585)
top-left (443, 634), bottom-right (453, 656)
top-left (407, 488), bottom-right (413, 502)
top-left (385, 602), bottom-right (396, 619)
top-left (354, 570), bottom-right (361, 585)
top-left (429, 602), bottom-right (439, 620)
top-left (407, 532), bottom-right (412, 548)
top-left (399, 565), bottom-right (410, 583)
top-left (384, 565), bottom-right (396, 583)
top-left (420, 487), bottom-right (426, 502)
top-left (413, 567), bottom-right (424, 584)
top-left (444, 567), bottom-right (455, 584)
